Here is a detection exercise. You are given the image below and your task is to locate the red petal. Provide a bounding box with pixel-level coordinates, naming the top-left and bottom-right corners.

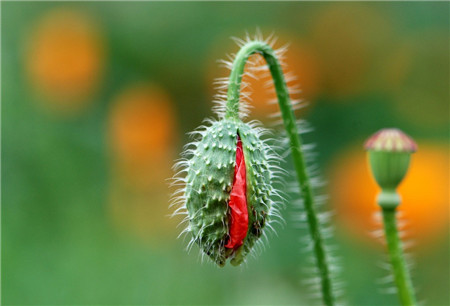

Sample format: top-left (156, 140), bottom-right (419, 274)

top-left (225, 136), bottom-right (248, 249)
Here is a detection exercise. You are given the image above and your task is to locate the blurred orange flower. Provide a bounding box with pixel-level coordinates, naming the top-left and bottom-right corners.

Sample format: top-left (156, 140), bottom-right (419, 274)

top-left (329, 143), bottom-right (449, 250)
top-left (25, 8), bottom-right (104, 114)
top-left (108, 83), bottom-right (177, 189)
top-left (107, 83), bottom-right (179, 241)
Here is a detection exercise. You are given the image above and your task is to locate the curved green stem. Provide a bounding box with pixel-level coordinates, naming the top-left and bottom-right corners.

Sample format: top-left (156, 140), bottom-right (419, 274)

top-left (379, 192), bottom-right (416, 305)
top-left (226, 40), bottom-right (335, 306)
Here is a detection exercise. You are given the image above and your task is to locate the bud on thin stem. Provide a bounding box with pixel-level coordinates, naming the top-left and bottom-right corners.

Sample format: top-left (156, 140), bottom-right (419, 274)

top-left (365, 128), bottom-right (417, 306)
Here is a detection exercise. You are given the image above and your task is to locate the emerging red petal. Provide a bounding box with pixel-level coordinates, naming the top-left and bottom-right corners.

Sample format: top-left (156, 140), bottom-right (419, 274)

top-left (225, 136), bottom-right (248, 249)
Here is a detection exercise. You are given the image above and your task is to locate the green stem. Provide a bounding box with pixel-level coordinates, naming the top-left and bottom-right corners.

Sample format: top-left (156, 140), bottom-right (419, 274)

top-left (381, 204), bottom-right (417, 305)
top-left (225, 40), bottom-right (335, 306)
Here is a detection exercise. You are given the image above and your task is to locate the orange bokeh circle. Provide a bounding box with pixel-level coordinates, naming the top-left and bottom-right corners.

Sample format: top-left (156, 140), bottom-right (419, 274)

top-left (25, 9), bottom-right (104, 114)
top-left (108, 83), bottom-right (177, 188)
top-left (329, 143), bottom-right (449, 250)
top-left (107, 83), bottom-right (179, 240)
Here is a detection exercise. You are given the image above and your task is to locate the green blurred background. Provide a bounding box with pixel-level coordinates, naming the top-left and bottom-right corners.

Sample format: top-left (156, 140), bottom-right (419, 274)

top-left (2, 2), bottom-right (449, 305)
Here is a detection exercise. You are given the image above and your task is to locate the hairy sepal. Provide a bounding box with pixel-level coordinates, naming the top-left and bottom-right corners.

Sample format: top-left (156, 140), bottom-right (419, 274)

top-left (183, 118), bottom-right (273, 266)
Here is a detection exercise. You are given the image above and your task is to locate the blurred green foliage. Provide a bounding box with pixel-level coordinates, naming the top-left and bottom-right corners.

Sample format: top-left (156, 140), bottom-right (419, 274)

top-left (2, 2), bottom-right (449, 305)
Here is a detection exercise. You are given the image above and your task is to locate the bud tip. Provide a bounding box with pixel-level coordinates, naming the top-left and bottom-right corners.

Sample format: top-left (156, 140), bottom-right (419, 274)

top-left (364, 128), bottom-right (417, 153)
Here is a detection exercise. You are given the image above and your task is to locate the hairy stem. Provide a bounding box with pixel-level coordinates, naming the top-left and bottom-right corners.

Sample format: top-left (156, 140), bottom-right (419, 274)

top-left (225, 40), bottom-right (335, 306)
top-left (381, 206), bottom-right (417, 305)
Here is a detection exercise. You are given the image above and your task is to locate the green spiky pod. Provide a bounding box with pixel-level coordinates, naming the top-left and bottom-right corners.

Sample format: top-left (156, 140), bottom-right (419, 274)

top-left (185, 118), bottom-right (272, 267)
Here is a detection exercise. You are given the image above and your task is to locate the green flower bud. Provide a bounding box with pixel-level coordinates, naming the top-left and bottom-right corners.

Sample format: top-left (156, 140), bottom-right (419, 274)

top-left (365, 128), bottom-right (417, 209)
top-left (174, 118), bottom-right (279, 267)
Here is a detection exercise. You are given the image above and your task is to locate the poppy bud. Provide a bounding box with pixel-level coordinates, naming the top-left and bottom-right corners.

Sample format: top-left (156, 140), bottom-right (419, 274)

top-left (181, 118), bottom-right (275, 266)
top-left (365, 128), bottom-right (417, 209)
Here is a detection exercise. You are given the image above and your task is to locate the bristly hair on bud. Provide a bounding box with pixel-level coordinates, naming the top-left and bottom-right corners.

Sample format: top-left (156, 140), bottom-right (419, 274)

top-left (171, 118), bottom-right (282, 267)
